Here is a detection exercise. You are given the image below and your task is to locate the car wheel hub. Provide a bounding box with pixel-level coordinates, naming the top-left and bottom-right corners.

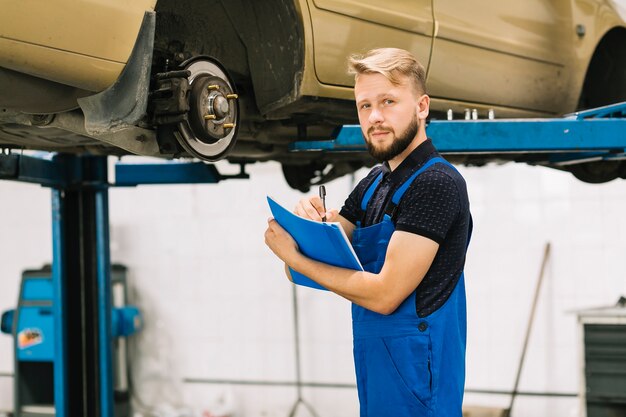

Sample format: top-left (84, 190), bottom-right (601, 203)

top-left (175, 58), bottom-right (239, 161)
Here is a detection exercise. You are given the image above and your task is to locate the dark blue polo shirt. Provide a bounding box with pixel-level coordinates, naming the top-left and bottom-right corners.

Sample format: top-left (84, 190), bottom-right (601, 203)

top-left (339, 139), bottom-right (472, 317)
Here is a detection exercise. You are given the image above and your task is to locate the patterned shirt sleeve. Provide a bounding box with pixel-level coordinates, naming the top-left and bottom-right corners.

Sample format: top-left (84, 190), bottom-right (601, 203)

top-left (394, 169), bottom-right (461, 244)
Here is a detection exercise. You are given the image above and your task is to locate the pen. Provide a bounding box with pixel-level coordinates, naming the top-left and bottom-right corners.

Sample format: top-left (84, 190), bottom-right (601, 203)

top-left (319, 185), bottom-right (327, 222)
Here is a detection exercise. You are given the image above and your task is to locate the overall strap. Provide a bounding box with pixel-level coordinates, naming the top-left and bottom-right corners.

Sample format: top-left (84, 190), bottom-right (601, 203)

top-left (384, 156), bottom-right (453, 219)
top-left (356, 168), bottom-right (384, 226)
top-left (360, 171), bottom-right (384, 212)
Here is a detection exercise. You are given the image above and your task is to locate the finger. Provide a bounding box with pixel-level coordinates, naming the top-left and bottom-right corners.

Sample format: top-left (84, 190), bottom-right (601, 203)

top-left (269, 220), bottom-right (287, 235)
top-left (296, 198), bottom-right (322, 221)
top-left (294, 201), bottom-right (306, 217)
top-left (304, 197), bottom-right (325, 220)
top-left (309, 195), bottom-right (326, 214)
top-left (325, 209), bottom-right (339, 222)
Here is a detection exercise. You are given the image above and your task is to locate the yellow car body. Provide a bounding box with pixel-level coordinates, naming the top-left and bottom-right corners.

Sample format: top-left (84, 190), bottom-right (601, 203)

top-left (1, 0), bottom-right (625, 186)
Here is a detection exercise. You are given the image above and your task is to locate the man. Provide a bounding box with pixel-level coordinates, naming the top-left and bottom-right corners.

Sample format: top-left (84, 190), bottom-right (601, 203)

top-left (265, 47), bottom-right (472, 416)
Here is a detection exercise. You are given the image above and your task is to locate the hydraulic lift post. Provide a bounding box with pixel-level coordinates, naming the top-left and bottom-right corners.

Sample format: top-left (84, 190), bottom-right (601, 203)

top-left (50, 155), bottom-right (113, 417)
top-left (0, 154), bottom-right (114, 417)
top-left (0, 153), bottom-right (236, 417)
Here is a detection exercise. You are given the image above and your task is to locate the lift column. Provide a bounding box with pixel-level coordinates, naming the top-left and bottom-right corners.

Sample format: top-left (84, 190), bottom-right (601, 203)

top-left (51, 154), bottom-right (113, 417)
top-left (0, 151), bottom-right (245, 417)
top-left (0, 153), bottom-right (114, 417)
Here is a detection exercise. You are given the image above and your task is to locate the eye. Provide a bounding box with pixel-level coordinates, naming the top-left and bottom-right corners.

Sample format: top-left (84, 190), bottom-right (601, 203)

top-left (383, 99), bottom-right (394, 105)
top-left (359, 103), bottom-right (371, 110)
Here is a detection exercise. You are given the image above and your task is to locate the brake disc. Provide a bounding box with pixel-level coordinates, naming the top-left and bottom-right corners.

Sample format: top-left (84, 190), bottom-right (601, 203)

top-left (175, 57), bottom-right (239, 161)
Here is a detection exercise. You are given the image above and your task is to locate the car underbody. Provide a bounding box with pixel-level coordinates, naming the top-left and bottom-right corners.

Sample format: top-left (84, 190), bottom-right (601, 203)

top-left (1, 0), bottom-right (625, 189)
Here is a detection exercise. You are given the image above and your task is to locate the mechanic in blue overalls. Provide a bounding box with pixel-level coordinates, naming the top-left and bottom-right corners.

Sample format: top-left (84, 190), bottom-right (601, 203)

top-left (265, 47), bottom-right (472, 416)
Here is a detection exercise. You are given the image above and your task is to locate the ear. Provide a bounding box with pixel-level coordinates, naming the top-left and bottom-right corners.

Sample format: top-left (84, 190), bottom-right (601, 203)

top-left (416, 94), bottom-right (430, 120)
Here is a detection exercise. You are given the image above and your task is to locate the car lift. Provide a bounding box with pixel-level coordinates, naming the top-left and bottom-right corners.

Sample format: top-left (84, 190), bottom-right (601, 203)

top-left (292, 101), bottom-right (626, 167)
top-left (0, 101), bottom-right (624, 417)
top-left (0, 154), bottom-right (247, 417)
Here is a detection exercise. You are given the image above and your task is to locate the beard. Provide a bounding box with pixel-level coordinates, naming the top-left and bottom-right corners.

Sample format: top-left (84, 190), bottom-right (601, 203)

top-left (365, 115), bottom-right (419, 163)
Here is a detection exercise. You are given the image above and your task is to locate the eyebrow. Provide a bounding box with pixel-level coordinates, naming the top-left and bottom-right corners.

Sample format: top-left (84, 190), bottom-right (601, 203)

top-left (356, 92), bottom-right (399, 104)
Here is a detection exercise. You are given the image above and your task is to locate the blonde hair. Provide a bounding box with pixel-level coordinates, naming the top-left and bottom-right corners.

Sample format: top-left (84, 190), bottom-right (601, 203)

top-left (348, 48), bottom-right (427, 94)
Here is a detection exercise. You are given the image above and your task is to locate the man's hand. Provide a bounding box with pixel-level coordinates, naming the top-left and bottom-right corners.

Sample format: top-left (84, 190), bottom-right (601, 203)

top-left (264, 218), bottom-right (300, 265)
top-left (294, 195), bottom-right (355, 241)
top-left (294, 196), bottom-right (339, 222)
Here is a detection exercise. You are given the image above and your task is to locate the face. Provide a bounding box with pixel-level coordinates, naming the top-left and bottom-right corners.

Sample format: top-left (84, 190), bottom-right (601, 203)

top-left (354, 73), bottom-right (429, 163)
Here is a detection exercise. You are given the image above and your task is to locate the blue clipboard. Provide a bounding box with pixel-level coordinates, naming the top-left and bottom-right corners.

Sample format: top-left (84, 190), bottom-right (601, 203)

top-left (267, 196), bottom-right (363, 290)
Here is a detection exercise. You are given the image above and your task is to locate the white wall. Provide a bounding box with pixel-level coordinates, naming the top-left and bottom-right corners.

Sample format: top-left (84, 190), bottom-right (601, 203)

top-left (0, 181), bottom-right (52, 410)
top-left (0, 160), bottom-right (624, 417)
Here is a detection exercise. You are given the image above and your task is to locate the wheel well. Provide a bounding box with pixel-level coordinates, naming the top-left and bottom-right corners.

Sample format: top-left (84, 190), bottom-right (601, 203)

top-left (578, 27), bottom-right (626, 110)
top-left (567, 27), bottom-right (626, 183)
top-left (153, 0), bottom-right (305, 116)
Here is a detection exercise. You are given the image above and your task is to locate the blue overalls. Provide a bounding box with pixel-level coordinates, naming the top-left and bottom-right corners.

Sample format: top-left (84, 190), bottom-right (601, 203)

top-left (351, 157), bottom-right (468, 416)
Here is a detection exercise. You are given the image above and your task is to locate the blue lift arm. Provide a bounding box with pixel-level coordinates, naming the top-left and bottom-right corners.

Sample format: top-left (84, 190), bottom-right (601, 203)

top-left (289, 101), bottom-right (626, 166)
top-left (114, 161), bottom-right (248, 186)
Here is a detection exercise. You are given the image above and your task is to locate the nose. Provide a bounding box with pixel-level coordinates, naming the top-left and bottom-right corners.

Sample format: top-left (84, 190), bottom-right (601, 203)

top-left (368, 107), bottom-right (384, 125)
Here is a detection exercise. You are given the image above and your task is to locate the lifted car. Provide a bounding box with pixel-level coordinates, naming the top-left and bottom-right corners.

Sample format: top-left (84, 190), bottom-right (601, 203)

top-left (1, 0), bottom-right (625, 189)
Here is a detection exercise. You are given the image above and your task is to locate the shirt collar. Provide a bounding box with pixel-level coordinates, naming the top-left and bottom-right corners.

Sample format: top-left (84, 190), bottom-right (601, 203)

top-left (380, 139), bottom-right (437, 179)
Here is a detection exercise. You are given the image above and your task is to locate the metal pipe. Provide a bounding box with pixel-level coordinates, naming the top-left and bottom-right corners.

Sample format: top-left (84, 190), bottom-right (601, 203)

top-left (287, 285), bottom-right (319, 417)
top-left (182, 379), bottom-right (578, 398)
top-left (51, 190), bottom-right (68, 417)
top-left (184, 378), bottom-right (356, 389)
top-left (506, 243), bottom-right (552, 417)
top-left (95, 185), bottom-right (114, 417)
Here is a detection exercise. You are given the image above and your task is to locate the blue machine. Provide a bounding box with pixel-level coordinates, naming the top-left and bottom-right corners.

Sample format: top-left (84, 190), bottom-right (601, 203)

top-left (1, 265), bottom-right (141, 417)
